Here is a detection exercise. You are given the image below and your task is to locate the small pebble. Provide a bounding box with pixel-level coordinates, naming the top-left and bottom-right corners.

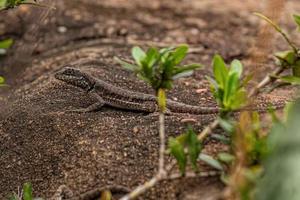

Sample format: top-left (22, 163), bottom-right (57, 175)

top-left (196, 88), bottom-right (208, 93)
top-left (133, 126), bottom-right (139, 133)
top-left (181, 118), bottom-right (197, 123)
top-left (57, 26), bottom-right (67, 33)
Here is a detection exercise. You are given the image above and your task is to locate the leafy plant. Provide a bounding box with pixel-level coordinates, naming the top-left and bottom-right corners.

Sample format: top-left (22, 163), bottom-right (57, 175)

top-left (207, 55), bottom-right (247, 114)
top-left (168, 126), bottom-right (202, 174)
top-left (116, 45), bottom-right (201, 92)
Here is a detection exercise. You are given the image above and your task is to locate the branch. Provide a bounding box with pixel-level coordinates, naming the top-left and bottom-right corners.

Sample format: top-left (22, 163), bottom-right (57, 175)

top-left (158, 112), bottom-right (166, 176)
top-left (198, 119), bottom-right (219, 141)
top-left (248, 66), bottom-right (285, 97)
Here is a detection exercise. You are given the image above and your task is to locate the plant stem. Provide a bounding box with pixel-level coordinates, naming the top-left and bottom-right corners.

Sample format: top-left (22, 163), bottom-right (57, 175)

top-left (157, 88), bottom-right (167, 175)
top-left (254, 12), bottom-right (299, 53)
top-left (120, 174), bottom-right (161, 200)
top-left (158, 111), bottom-right (166, 175)
top-left (248, 66), bottom-right (285, 97)
top-left (198, 119), bottom-right (219, 141)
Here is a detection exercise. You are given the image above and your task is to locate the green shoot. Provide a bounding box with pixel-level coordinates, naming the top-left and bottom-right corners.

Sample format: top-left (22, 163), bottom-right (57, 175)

top-left (168, 126), bottom-right (202, 175)
top-left (116, 45), bottom-right (201, 92)
top-left (207, 55), bottom-right (247, 115)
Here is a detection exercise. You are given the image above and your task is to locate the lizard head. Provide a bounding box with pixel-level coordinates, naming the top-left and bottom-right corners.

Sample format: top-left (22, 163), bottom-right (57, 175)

top-left (55, 67), bottom-right (96, 91)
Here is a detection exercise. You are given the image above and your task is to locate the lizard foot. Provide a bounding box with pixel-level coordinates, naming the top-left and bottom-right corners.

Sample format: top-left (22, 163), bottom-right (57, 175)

top-left (145, 109), bottom-right (172, 118)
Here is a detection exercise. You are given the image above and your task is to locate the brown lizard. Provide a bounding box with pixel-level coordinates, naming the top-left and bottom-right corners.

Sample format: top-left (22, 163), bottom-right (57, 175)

top-left (54, 66), bottom-right (220, 114)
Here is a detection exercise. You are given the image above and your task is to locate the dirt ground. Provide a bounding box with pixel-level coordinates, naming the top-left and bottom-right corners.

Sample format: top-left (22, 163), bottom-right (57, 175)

top-left (0, 0), bottom-right (299, 199)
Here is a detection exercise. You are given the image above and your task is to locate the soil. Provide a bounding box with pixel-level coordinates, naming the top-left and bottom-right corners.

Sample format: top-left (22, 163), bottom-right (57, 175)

top-left (0, 0), bottom-right (298, 199)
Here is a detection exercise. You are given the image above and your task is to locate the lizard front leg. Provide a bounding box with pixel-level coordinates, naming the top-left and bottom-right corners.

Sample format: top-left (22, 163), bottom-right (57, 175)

top-left (66, 91), bottom-right (106, 113)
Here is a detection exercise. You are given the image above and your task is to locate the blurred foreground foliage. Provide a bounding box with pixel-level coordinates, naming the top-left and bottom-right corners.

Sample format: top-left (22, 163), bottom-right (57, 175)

top-left (255, 99), bottom-right (300, 200)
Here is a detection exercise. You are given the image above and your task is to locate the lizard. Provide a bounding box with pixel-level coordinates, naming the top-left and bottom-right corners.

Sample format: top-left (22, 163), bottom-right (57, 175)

top-left (54, 66), bottom-right (285, 114)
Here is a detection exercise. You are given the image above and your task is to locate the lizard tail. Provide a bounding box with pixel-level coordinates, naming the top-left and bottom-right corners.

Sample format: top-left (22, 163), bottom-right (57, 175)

top-left (167, 100), bottom-right (220, 114)
top-left (167, 99), bottom-right (287, 115)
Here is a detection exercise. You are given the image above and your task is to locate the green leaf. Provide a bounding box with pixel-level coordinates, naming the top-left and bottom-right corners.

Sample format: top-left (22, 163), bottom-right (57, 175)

top-left (218, 152), bottom-right (235, 164)
top-left (274, 50), bottom-right (296, 65)
top-left (230, 89), bottom-right (247, 110)
top-left (171, 63), bottom-right (201, 79)
top-left (172, 45), bottom-right (188, 65)
top-left (230, 59), bottom-right (243, 77)
top-left (114, 57), bottom-right (138, 71)
top-left (292, 60), bottom-right (300, 77)
top-left (173, 63), bottom-right (201, 75)
top-left (131, 46), bottom-right (146, 66)
top-left (293, 14), bottom-right (300, 28)
top-left (0, 38), bottom-right (13, 49)
top-left (163, 59), bottom-right (175, 77)
top-left (218, 117), bottom-right (235, 133)
top-left (159, 46), bottom-right (174, 55)
top-left (198, 153), bottom-right (223, 171)
top-left (211, 134), bottom-right (231, 145)
top-left (23, 182), bottom-right (33, 200)
top-left (176, 133), bottom-right (188, 145)
top-left (223, 73), bottom-right (239, 108)
top-left (145, 47), bottom-right (159, 67)
top-left (212, 54), bottom-right (228, 89)
top-left (172, 70), bottom-right (193, 79)
top-left (169, 137), bottom-right (187, 175)
top-left (278, 75), bottom-right (300, 85)
top-left (186, 127), bottom-right (202, 171)
top-left (0, 76), bottom-right (5, 84)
